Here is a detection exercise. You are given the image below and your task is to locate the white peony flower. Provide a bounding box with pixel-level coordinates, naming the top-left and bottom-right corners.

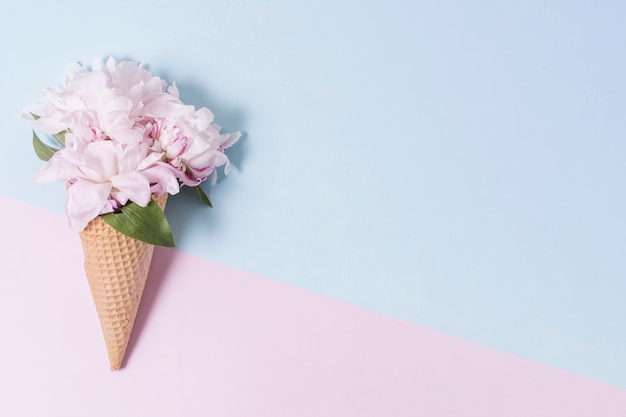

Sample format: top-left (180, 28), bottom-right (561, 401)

top-left (26, 56), bottom-right (240, 234)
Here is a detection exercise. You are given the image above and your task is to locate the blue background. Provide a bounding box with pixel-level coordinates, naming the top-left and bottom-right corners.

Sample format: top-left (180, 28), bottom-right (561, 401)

top-left (2, 0), bottom-right (625, 387)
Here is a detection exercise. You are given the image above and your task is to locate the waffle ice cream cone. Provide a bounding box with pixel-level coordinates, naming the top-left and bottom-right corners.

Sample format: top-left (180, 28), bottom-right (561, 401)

top-left (79, 193), bottom-right (168, 371)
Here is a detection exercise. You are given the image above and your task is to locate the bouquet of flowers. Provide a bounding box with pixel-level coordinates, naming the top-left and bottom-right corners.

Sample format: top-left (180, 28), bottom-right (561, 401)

top-left (25, 57), bottom-right (240, 370)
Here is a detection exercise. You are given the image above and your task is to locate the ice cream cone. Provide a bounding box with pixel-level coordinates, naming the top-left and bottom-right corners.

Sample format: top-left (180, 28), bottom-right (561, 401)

top-left (79, 193), bottom-right (168, 371)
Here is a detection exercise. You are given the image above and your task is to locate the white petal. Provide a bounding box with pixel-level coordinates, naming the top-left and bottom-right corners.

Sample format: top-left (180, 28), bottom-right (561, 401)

top-left (110, 171), bottom-right (151, 207)
top-left (66, 180), bottom-right (112, 231)
top-left (143, 164), bottom-right (181, 195)
top-left (221, 131), bottom-right (241, 149)
top-left (82, 141), bottom-right (117, 181)
top-left (35, 150), bottom-right (85, 183)
top-left (193, 107), bottom-right (215, 131)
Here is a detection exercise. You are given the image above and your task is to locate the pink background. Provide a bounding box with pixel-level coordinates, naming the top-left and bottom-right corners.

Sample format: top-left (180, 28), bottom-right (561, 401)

top-left (1, 195), bottom-right (624, 416)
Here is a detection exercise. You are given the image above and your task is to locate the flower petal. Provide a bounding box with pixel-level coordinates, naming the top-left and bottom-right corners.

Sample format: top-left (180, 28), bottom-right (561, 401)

top-left (66, 180), bottom-right (112, 231)
top-left (110, 171), bottom-right (151, 207)
top-left (143, 163), bottom-right (181, 195)
top-left (35, 150), bottom-right (84, 183)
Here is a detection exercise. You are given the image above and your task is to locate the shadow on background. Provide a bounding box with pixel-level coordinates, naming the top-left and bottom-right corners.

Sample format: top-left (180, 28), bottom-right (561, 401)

top-left (177, 78), bottom-right (249, 181)
top-left (159, 78), bottom-right (248, 248)
top-left (123, 247), bottom-right (177, 369)
top-left (120, 72), bottom-right (247, 368)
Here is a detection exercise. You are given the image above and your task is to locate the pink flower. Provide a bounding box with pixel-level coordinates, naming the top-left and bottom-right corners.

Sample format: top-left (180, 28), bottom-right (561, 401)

top-left (149, 104), bottom-right (240, 186)
top-left (28, 57), bottom-right (175, 145)
top-left (26, 56), bottom-right (240, 231)
top-left (36, 138), bottom-right (179, 231)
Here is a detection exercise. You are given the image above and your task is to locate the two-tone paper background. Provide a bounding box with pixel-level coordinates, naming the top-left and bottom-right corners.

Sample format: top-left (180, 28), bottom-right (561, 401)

top-left (1, 1), bottom-right (625, 415)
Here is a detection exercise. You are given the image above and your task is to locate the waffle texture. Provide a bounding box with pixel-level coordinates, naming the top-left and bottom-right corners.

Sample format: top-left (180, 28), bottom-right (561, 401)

top-left (79, 193), bottom-right (168, 371)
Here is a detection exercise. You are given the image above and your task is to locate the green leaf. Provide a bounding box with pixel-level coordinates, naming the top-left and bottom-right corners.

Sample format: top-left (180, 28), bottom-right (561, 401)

top-left (30, 112), bottom-right (41, 120)
top-left (193, 185), bottom-right (213, 207)
top-left (32, 130), bottom-right (57, 161)
top-left (101, 200), bottom-right (176, 247)
top-left (53, 131), bottom-right (66, 147)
